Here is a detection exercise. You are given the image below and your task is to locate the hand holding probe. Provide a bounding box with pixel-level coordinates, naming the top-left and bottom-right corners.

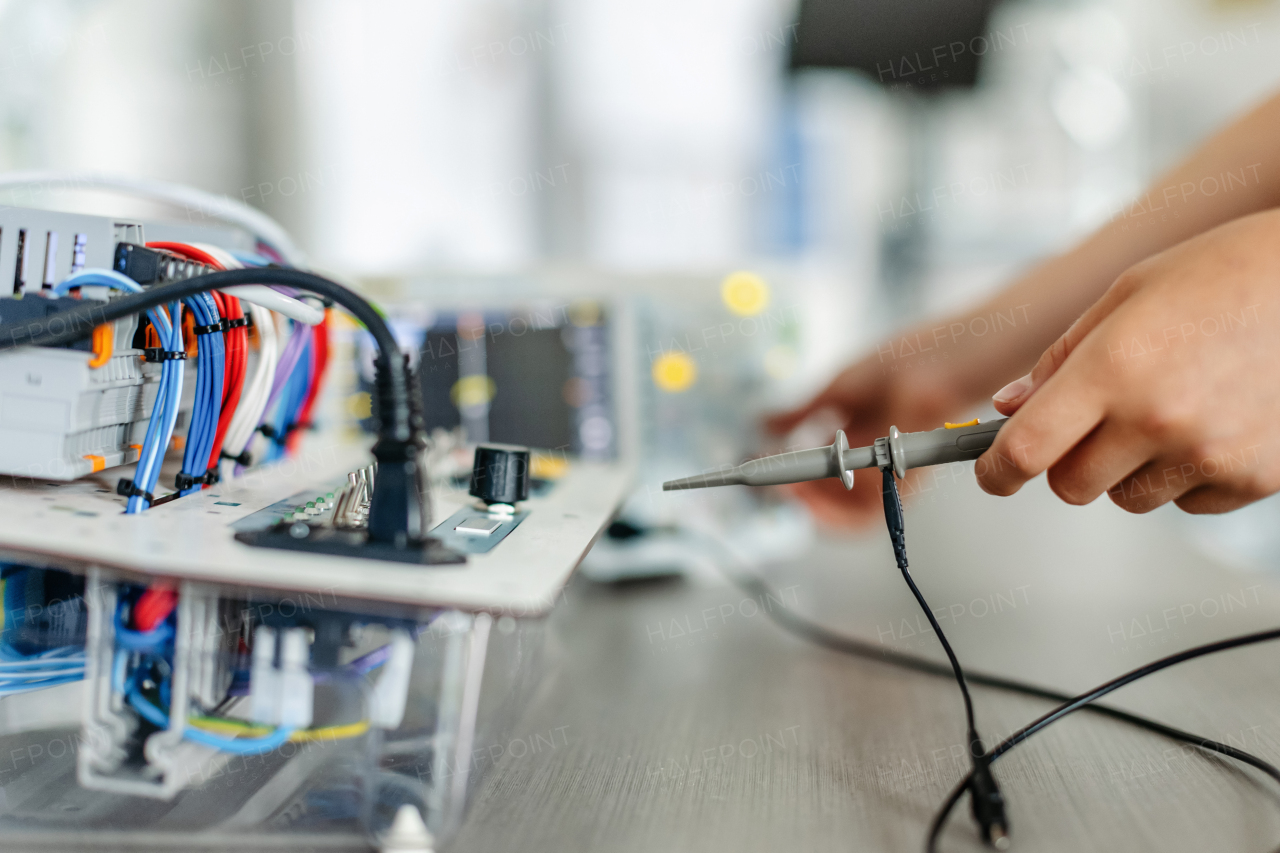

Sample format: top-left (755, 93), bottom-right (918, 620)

top-left (662, 417), bottom-right (1008, 492)
top-left (663, 415), bottom-right (1013, 849)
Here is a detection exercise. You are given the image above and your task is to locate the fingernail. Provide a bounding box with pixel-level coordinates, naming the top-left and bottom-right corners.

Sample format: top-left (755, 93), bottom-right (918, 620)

top-left (992, 373), bottom-right (1032, 404)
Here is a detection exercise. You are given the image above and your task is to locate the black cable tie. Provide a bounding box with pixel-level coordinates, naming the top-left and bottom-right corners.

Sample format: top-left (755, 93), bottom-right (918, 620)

top-left (193, 322), bottom-right (223, 335)
top-left (226, 317), bottom-right (248, 329)
top-left (203, 467), bottom-right (221, 485)
top-left (142, 348), bottom-right (188, 363)
top-left (116, 478), bottom-right (154, 503)
top-left (175, 471), bottom-right (199, 490)
top-left (221, 448), bottom-right (252, 467)
top-left (256, 423), bottom-right (278, 440)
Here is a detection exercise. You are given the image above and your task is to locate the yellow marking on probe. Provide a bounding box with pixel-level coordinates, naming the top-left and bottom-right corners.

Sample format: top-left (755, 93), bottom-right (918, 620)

top-left (944, 419), bottom-right (980, 429)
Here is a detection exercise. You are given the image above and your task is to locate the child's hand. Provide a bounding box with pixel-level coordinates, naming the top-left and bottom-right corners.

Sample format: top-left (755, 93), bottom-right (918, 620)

top-left (977, 210), bottom-right (1280, 514)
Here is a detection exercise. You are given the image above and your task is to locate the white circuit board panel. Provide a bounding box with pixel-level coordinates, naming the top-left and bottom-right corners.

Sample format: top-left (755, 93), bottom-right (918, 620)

top-left (0, 439), bottom-right (632, 615)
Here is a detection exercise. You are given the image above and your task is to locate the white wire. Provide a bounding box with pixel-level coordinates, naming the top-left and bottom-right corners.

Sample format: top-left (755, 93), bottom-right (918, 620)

top-left (182, 243), bottom-right (321, 325)
top-left (191, 243), bottom-right (243, 272)
top-left (0, 171), bottom-right (304, 266)
top-left (221, 302), bottom-right (279, 474)
top-left (219, 285), bottom-right (323, 325)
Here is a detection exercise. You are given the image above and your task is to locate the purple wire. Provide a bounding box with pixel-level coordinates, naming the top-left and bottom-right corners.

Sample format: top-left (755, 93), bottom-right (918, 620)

top-left (349, 644), bottom-right (392, 674)
top-left (262, 322), bottom-right (309, 419)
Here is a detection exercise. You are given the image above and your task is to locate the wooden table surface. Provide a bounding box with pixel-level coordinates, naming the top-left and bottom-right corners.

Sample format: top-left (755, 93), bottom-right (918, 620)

top-left (450, 473), bottom-right (1280, 853)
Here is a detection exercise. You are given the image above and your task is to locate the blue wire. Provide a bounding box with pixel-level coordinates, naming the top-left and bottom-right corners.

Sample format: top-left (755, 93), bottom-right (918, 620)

top-left (229, 251), bottom-right (270, 267)
top-left (178, 293), bottom-right (224, 496)
top-left (60, 270), bottom-right (221, 505)
top-left (129, 301), bottom-right (185, 512)
top-left (126, 691), bottom-right (293, 755)
top-left (54, 271), bottom-right (183, 512)
top-left (265, 332), bottom-right (312, 464)
top-left (54, 269), bottom-right (144, 296)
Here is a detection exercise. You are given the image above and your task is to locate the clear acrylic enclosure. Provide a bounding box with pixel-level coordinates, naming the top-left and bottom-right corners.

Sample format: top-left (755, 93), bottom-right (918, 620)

top-left (0, 563), bottom-right (542, 851)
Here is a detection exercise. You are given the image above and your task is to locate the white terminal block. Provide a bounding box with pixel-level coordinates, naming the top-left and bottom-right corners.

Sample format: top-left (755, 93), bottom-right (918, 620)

top-left (278, 628), bottom-right (315, 729)
top-left (249, 625), bottom-right (315, 729)
top-left (369, 629), bottom-right (415, 729)
top-left (249, 626), bottom-right (280, 725)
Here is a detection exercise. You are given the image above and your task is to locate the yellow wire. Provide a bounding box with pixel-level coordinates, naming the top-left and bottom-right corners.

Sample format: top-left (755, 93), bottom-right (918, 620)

top-left (289, 721), bottom-right (370, 742)
top-left (186, 715), bottom-right (370, 743)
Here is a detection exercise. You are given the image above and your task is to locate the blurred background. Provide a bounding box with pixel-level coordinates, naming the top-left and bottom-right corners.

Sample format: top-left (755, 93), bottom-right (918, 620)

top-left (3, 0), bottom-right (1280, 568)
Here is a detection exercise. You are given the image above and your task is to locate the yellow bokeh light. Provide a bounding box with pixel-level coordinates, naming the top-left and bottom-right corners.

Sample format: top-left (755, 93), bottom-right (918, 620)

top-left (652, 351), bottom-right (697, 393)
top-left (451, 375), bottom-right (497, 409)
top-left (720, 270), bottom-right (770, 316)
top-left (530, 453), bottom-right (571, 480)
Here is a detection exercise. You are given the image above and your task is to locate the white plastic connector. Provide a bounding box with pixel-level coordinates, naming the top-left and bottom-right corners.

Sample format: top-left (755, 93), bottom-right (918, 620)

top-left (249, 626), bottom-right (315, 728)
top-left (369, 629), bottom-right (415, 729)
top-left (278, 627), bottom-right (315, 729)
top-left (249, 626), bottom-right (280, 725)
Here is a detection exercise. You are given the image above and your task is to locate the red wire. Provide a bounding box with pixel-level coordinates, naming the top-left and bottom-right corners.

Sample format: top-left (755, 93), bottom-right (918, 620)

top-left (287, 310), bottom-right (330, 454)
top-left (207, 293), bottom-right (247, 476)
top-left (145, 241), bottom-right (222, 269)
top-left (133, 587), bottom-right (178, 631)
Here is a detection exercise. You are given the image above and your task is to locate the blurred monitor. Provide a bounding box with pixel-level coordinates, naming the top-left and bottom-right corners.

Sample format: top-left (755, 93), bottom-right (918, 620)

top-left (789, 0), bottom-right (999, 92)
top-left (366, 305), bottom-right (616, 460)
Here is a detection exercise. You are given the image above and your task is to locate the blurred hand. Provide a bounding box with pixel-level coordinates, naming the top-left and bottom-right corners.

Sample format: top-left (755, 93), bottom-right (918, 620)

top-left (765, 340), bottom-right (977, 527)
top-left (978, 210), bottom-right (1280, 514)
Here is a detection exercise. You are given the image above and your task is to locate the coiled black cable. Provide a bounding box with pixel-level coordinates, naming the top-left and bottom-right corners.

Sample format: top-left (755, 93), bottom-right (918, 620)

top-left (926, 625), bottom-right (1280, 852)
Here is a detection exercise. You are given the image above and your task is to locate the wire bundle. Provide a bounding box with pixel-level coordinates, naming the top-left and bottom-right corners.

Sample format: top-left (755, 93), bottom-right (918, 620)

top-left (59, 241), bottom-right (331, 509)
top-left (54, 271), bottom-right (184, 512)
top-left (176, 292), bottom-right (224, 496)
top-left (0, 566), bottom-right (87, 696)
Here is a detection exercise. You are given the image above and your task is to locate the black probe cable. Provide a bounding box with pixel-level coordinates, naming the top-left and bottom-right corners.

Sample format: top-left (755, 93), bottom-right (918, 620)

top-left (733, 575), bottom-right (1280, 784)
top-left (926, 625), bottom-right (1280, 853)
top-left (880, 468), bottom-right (1010, 848)
top-left (720, 555), bottom-right (1280, 848)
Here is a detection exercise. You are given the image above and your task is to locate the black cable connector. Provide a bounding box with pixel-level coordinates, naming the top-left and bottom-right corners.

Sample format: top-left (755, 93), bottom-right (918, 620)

top-left (968, 746), bottom-right (1010, 850)
top-left (881, 467), bottom-right (1009, 850)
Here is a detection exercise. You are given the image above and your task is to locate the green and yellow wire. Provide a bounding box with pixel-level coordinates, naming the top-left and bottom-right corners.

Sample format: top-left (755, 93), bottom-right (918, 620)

top-left (187, 715), bottom-right (370, 743)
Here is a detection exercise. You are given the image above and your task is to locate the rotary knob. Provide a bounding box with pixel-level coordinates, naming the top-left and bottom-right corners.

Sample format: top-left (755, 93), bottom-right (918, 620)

top-left (469, 444), bottom-right (531, 507)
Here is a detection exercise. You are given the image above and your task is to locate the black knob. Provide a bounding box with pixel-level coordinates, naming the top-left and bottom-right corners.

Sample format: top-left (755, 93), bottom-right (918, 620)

top-left (469, 444), bottom-right (530, 505)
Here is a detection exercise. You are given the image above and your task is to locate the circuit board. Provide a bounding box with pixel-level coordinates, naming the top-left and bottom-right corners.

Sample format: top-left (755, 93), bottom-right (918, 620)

top-left (0, 438), bottom-right (633, 615)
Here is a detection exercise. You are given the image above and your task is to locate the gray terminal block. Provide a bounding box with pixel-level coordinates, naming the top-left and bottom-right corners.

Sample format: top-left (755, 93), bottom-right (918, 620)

top-left (662, 418), bottom-right (1008, 492)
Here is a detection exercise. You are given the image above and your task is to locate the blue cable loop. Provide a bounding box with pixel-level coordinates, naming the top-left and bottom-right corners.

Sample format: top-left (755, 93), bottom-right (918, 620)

top-left (127, 691), bottom-right (294, 755)
top-left (178, 292), bottom-right (224, 495)
top-left (129, 300), bottom-right (184, 513)
top-left (54, 271), bottom-right (183, 513)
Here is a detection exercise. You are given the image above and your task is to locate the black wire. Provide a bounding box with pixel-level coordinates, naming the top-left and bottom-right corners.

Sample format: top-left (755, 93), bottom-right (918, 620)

top-left (728, 575), bottom-right (1280, 850)
top-left (896, 558), bottom-right (981, 751)
top-left (926, 626), bottom-right (1280, 852)
top-left (0, 268), bottom-right (412, 440)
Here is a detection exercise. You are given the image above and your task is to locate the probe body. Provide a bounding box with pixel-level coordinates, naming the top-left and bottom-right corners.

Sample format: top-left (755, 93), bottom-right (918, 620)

top-left (662, 417), bottom-right (1008, 492)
